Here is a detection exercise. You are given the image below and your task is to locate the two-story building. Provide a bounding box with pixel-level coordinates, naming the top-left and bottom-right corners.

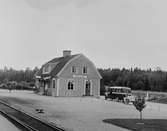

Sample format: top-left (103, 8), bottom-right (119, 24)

top-left (35, 50), bottom-right (101, 97)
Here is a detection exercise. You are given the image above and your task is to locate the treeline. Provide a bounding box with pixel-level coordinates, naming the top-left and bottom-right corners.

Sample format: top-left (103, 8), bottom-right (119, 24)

top-left (1, 66), bottom-right (167, 93)
top-left (98, 68), bottom-right (167, 95)
top-left (0, 67), bottom-right (39, 90)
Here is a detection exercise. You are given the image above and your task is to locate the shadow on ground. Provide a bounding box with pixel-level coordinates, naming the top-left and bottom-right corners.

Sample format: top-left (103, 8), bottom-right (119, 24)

top-left (103, 118), bottom-right (167, 131)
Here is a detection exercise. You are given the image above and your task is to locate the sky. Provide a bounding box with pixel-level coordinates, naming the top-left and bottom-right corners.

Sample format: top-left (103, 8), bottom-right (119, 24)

top-left (1, 0), bottom-right (167, 70)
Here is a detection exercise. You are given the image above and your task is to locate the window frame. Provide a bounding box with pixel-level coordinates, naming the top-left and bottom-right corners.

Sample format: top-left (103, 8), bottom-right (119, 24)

top-left (68, 80), bottom-right (74, 90)
top-left (43, 65), bottom-right (51, 74)
top-left (71, 66), bottom-right (76, 73)
top-left (83, 66), bottom-right (88, 74)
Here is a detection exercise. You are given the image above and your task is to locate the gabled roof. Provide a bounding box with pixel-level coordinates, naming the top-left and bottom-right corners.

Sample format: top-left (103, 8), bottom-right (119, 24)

top-left (36, 54), bottom-right (80, 78)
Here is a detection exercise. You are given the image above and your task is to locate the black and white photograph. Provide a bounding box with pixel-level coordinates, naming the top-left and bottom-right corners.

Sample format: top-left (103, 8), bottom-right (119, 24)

top-left (0, 0), bottom-right (167, 131)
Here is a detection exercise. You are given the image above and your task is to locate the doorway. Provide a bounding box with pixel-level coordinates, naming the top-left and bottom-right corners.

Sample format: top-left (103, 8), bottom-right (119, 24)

top-left (85, 80), bottom-right (91, 96)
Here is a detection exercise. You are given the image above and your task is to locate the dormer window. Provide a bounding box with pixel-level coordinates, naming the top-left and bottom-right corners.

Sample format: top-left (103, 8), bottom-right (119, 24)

top-left (72, 66), bottom-right (76, 73)
top-left (43, 65), bottom-right (50, 74)
top-left (83, 66), bottom-right (88, 74)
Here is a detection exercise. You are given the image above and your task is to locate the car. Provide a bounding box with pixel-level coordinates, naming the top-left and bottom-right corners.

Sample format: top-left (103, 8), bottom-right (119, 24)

top-left (105, 86), bottom-right (134, 103)
top-left (124, 94), bottom-right (136, 104)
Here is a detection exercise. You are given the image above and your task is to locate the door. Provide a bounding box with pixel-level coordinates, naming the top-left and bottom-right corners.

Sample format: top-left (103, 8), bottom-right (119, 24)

top-left (85, 80), bottom-right (91, 96)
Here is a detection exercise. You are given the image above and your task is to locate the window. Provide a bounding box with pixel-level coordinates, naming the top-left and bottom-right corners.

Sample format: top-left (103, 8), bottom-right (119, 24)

top-left (72, 66), bottom-right (76, 73)
top-left (68, 80), bottom-right (74, 90)
top-left (83, 66), bottom-right (88, 74)
top-left (43, 65), bottom-right (50, 74)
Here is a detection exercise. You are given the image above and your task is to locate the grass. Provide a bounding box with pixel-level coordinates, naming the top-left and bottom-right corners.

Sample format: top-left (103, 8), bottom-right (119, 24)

top-left (103, 119), bottom-right (167, 131)
top-left (154, 97), bottom-right (167, 104)
top-left (132, 90), bottom-right (167, 104)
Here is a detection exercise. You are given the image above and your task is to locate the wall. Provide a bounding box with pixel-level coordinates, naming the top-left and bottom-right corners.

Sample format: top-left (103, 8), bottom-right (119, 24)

top-left (51, 78), bottom-right (57, 96)
top-left (57, 55), bottom-right (101, 97)
top-left (58, 54), bottom-right (101, 79)
top-left (58, 77), bottom-right (85, 96)
top-left (91, 78), bottom-right (100, 97)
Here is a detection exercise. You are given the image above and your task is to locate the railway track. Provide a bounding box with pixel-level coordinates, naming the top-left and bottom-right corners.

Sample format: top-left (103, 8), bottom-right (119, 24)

top-left (0, 101), bottom-right (65, 131)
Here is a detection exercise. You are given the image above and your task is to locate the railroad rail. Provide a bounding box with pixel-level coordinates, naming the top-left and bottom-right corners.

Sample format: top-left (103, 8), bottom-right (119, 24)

top-left (0, 101), bottom-right (65, 131)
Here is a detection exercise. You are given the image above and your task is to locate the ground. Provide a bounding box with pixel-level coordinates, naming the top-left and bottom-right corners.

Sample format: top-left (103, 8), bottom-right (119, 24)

top-left (0, 90), bottom-right (167, 131)
top-left (0, 114), bottom-right (20, 131)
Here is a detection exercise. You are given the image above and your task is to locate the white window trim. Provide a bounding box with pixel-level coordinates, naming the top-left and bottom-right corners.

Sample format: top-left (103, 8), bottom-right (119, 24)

top-left (75, 66), bottom-right (78, 74)
top-left (43, 65), bottom-right (51, 74)
top-left (71, 66), bottom-right (76, 73)
top-left (71, 66), bottom-right (79, 74)
top-left (67, 79), bottom-right (75, 90)
top-left (83, 66), bottom-right (88, 74)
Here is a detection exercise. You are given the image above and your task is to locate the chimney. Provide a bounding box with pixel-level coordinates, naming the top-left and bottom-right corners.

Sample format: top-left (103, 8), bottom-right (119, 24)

top-left (63, 50), bottom-right (71, 57)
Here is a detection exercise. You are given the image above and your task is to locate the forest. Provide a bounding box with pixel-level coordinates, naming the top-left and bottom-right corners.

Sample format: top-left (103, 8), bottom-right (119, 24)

top-left (0, 67), bottom-right (39, 90)
top-left (0, 67), bottom-right (167, 94)
top-left (99, 68), bottom-right (167, 95)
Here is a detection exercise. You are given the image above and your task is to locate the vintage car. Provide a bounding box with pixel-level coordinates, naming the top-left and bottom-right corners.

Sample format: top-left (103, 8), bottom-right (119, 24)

top-left (105, 86), bottom-right (135, 103)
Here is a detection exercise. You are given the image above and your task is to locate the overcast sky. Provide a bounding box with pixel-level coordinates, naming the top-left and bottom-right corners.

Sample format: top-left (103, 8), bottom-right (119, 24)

top-left (1, 0), bottom-right (167, 70)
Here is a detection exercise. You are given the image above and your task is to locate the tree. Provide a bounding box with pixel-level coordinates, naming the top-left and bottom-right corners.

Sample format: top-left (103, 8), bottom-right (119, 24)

top-left (144, 77), bottom-right (150, 90)
top-left (136, 81), bottom-right (145, 90)
top-left (98, 68), bottom-right (167, 92)
top-left (115, 76), bottom-right (122, 86)
top-left (133, 96), bottom-right (146, 120)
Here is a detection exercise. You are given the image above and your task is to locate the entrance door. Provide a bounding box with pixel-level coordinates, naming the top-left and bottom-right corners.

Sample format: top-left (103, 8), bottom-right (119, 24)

top-left (85, 80), bottom-right (91, 96)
